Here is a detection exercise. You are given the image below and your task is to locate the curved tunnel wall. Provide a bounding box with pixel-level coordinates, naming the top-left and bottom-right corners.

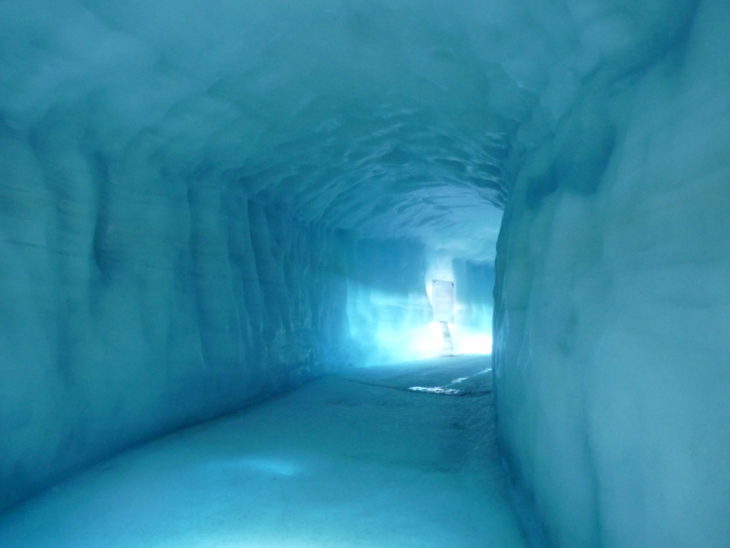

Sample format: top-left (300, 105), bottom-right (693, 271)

top-left (1, 1), bottom-right (508, 512)
top-left (0, 134), bottom-right (460, 512)
top-left (493, 1), bottom-right (730, 545)
top-left (1, 0), bottom-right (729, 544)
top-left (0, 113), bottom-right (491, 511)
top-left (0, 139), bottom-right (351, 510)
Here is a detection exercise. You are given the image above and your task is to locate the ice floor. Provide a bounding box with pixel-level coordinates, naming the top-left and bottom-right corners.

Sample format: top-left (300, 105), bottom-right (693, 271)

top-left (0, 356), bottom-right (529, 547)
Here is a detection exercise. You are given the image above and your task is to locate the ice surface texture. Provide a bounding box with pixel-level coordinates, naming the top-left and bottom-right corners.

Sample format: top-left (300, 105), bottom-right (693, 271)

top-left (2, 0), bottom-right (729, 544)
top-left (0, 0), bottom-right (507, 511)
top-left (0, 173), bottom-right (353, 510)
top-left (0, 357), bottom-right (528, 548)
top-left (494, 1), bottom-right (730, 546)
top-left (0, 0), bottom-right (509, 261)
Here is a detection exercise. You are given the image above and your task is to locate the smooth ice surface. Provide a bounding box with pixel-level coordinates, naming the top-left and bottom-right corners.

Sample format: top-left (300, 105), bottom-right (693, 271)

top-left (1, 0), bottom-right (507, 509)
top-left (2, 0), bottom-right (729, 545)
top-left (494, 1), bottom-right (730, 546)
top-left (0, 192), bottom-right (355, 511)
top-left (0, 357), bottom-right (529, 548)
top-left (0, 0), bottom-right (510, 261)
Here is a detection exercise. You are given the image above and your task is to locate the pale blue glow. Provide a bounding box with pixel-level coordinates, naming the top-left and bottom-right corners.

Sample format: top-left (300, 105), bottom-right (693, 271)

top-left (451, 324), bottom-right (493, 355)
top-left (369, 314), bottom-right (443, 362)
top-left (409, 322), bottom-right (492, 358)
top-left (347, 289), bottom-right (492, 364)
top-left (346, 249), bottom-right (494, 364)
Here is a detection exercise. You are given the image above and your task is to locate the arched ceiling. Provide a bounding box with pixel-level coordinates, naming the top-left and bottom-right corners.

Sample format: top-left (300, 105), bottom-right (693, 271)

top-left (0, 0), bottom-right (693, 260)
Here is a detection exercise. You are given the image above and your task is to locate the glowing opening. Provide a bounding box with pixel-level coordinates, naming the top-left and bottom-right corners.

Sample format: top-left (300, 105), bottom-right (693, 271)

top-left (430, 279), bottom-right (455, 356)
top-left (346, 254), bottom-right (494, 365)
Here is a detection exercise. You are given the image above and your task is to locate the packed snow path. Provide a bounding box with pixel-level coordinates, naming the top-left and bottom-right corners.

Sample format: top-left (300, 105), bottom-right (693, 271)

top-left (0, 356), bottom-right (528, 547)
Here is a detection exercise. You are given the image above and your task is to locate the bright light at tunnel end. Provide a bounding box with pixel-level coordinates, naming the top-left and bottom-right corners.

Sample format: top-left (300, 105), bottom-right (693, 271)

top-left (348, 253), bottom-right (494, 365)
top-left (373, 321), bottom-right (492, 364)
top-left (423, 269), bottom-right (493, 359)
top-left (414, 322), bottom-right (493, 358)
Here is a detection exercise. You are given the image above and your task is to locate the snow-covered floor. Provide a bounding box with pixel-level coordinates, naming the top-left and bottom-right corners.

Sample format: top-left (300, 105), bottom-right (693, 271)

top-left (0, 356), bottom-right (528, 547)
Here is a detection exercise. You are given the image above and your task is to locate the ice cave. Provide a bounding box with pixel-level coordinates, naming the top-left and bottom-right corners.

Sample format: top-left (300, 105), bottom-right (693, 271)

top-left (0, 1), bottom-right (728, 546)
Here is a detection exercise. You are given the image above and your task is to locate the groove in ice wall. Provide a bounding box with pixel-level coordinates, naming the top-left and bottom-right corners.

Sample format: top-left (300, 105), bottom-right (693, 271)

top-left (0, 122), bottom-right (358, 510)
top-left (493, 1), bottom-right (730, 545)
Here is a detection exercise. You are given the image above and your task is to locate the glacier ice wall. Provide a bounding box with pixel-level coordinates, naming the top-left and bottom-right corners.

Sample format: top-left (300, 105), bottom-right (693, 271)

top-left (0, 0), bottom-right (507, 511)
top-left (3, 0), bottom-right (728, 541)
top-left (0, 140), bottom-right (352, 510)
top-left (494, 1), bottom-right (730, 545)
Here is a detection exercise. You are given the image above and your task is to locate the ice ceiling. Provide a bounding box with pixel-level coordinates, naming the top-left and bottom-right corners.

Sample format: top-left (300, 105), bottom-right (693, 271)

top-left (0, 0), bottom-right (695, 260)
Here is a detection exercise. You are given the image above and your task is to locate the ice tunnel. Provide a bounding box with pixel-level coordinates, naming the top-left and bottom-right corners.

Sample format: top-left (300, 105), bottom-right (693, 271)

top-left (0, 0), bottom-right (729, 546)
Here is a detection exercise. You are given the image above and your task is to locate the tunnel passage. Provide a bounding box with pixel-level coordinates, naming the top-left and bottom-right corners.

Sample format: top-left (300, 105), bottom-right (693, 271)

top-left (1, 1), bottom-right (730, 546)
